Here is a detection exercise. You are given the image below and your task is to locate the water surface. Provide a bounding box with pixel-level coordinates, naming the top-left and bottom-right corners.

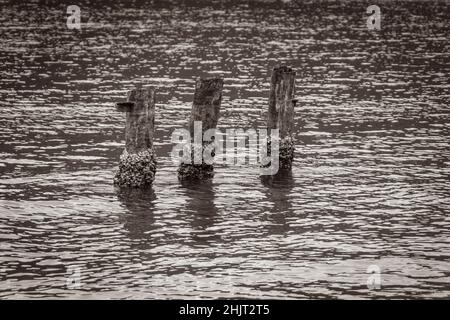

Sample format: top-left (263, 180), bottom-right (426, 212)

top-left (0, 0), bottom-right (449, 298)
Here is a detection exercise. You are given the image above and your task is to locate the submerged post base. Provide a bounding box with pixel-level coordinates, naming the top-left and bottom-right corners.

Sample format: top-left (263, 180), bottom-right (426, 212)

top-left (261, 136), bottom-right (295, 173)
top-left (177, 163), bottom-right (214, 181)
top-left (279, 136), bottom-right (295, 170)
top-left (114, 149), bottom-right (157, 187)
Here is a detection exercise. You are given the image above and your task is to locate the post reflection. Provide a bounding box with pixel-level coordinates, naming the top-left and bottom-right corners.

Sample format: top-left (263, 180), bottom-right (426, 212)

top-left (179, 180), bottom-right (220, 245)
top-left (260, 169), bottom-right (295, 234)
top-left (116, 186), bottom-right (157, 244)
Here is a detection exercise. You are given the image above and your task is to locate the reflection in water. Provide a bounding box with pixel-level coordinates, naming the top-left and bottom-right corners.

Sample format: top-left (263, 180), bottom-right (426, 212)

top-left (180, 180), bottom-right (220, 245)
top-left (260, 169), bottom-right (294, 234)
top-left (116, 187), bottom-right (156, 242)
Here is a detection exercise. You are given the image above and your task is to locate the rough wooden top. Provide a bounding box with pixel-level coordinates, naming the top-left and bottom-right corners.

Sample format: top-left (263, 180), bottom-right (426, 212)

top-left (273, 65), bottom-right (296, 75)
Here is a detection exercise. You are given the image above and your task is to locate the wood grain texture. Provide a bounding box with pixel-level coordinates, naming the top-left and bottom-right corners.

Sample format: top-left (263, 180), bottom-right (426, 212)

top-left (124, 87), bottom-right (155, 153)
top-left (178, 77), bottom-right (223, 180)
top-left (267, 66), bottom-right (296, 138)
top-left (188, 77), bottom-right (223, 136)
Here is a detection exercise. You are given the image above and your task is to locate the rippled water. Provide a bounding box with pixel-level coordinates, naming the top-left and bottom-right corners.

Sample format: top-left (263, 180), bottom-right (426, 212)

top-left (0, 0), bottom-right (449, 299)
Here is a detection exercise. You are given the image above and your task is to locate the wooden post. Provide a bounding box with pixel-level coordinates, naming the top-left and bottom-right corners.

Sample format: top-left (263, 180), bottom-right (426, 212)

top-left (267, 66), bottom-right (296, 170)
top-left (178, 77), bottom-right (224, 180)
top-left (114, 87), bottom-right (157, 187)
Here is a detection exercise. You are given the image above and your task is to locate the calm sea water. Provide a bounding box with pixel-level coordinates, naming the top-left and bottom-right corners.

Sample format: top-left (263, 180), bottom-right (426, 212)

top-left (0, 0), bottom-right (449, 299)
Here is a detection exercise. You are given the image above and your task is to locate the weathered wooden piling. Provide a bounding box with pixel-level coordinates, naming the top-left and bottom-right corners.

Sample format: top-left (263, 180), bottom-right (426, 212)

top-left (114, 87), bottom-right (157, 187)
top-left (178, 77), bottom-right (224, 180)
top-left (267, 66), bottom-right (296, 170)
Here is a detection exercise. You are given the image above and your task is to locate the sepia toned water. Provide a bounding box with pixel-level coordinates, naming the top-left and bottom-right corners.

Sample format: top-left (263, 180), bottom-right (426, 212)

top-left (0, 0), bottom-right (449, 299)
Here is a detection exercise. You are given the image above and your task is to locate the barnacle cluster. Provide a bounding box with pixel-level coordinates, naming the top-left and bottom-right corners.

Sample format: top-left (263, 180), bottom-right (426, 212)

top-left (178, 163), bottom-right (214, 180)
top-left (261, 136), bottom-right (295, 171)
top-left (279, 136), bottom-right (295, 169)
top-left (114, 149), bottom-right (157, 187)
top-left (177, 144), bottom-right (214, 180)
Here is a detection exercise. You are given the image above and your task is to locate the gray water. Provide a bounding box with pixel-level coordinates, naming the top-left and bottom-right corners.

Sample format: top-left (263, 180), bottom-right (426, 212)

top-left (0, 0), bottom-right (449, 299)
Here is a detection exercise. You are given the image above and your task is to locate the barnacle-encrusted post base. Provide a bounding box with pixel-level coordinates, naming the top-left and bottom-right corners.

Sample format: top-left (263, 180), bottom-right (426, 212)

top-left (279, 136), bottom-right (295, 170)
top-left (261, 136), bottom-right (295, 172)
top-left (178, 163), bottom-right (214, 181)
top-left (114, 149), bottom-right (156, 188)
